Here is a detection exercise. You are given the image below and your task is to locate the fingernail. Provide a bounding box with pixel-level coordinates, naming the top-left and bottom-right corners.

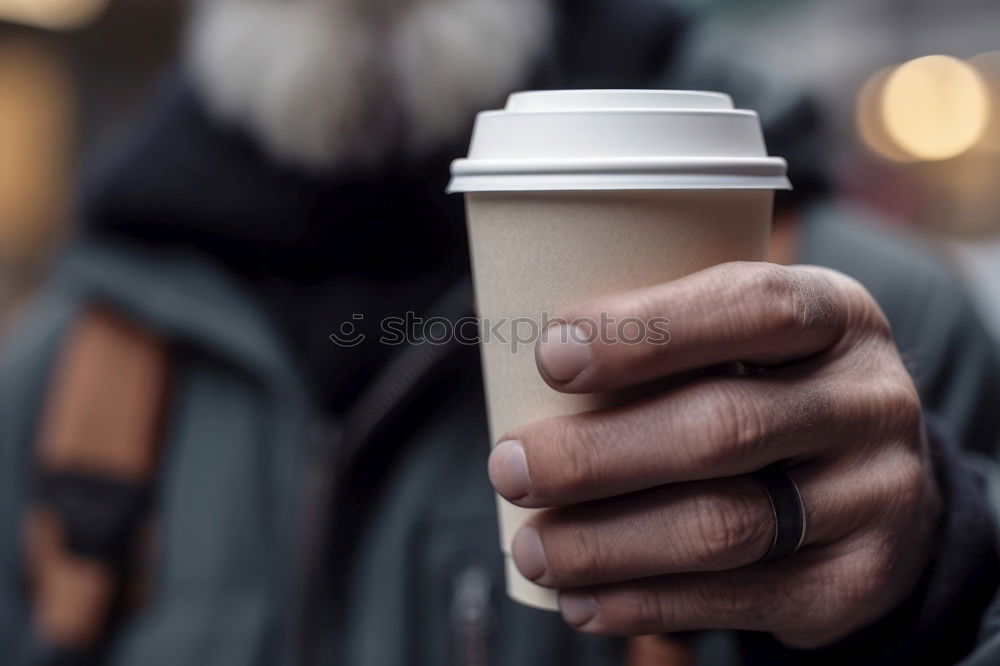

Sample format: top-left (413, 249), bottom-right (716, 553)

top-left (559, 591), bottom-right (598, 628)
top-left (537, 324), bottom-right (591, 383)
top-left (488, 440), bottom-right (531, 500)
top-left (512, 525), bottom-right (547, 580)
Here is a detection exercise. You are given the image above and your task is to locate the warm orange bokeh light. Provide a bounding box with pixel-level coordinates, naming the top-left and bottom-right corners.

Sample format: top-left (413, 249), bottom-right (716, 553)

top-left (0, 39), bottom-right (73, 264)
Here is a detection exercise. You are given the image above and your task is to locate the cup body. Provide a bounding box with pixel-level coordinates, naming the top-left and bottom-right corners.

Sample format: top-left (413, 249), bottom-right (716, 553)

top-left (464, 189), bottom-right (774, 610)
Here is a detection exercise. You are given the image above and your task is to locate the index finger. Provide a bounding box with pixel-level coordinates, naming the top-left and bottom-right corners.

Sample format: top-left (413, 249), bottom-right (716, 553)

top-left (535, 262), bottom-right (853, 393)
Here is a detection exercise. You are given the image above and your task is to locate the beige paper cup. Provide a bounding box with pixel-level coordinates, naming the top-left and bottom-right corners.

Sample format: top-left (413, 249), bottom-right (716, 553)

top-left (450, 90), bottom-right (790, 610)
top-left (466, 190), bottom-right (773, 610)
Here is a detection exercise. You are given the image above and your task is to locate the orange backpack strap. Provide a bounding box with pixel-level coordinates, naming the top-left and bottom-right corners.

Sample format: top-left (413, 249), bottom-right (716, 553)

top-left (628, 635), bottom-right (695, 666)
top-left (25, 306), bottom-right (170, 659)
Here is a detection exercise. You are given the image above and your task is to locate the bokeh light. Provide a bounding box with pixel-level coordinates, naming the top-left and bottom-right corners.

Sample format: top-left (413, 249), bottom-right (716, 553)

top-left (856, 65), bottom-right (917, 163)
top-left (0, 0), bottom-right (108, 31)
top-left (0, 39), bottom-right (73, 265)
top-left (881, 55), bottom-right (990, 161)
top-left (970, 51), bottom-right (1000, 153)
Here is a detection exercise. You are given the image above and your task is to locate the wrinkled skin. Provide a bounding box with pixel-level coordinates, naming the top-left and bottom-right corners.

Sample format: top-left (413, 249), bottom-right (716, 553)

top-left (488, 261), bottom-right (940, 648)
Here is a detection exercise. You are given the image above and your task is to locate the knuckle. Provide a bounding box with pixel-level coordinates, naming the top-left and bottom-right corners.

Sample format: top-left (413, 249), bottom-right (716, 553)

top-left (861, 372), bottom-right (923, 445)
top-left (691, 492), bottom-right (767, 567)
top-left (630, 587), bottom-right (672, 630)
top-left (897, 455), bottom-right (927, 502)
top-left (748, 264), bottom-right (799, 328)
top-left (879, 451), bottom-right (927, 519)
top-left (832, 547), bottom-right (895, 620)
top-left (859, 298), bottom-right (894, 339)
top-left (539, 416), bottom-right (605, 500)
top-left (883, 380), bottom-right (924, 443)
top-left (775, 551), bottom-right (903, 646)
top-left (546, 525), bottom-right (608, 584)
top-left (786, 383), bottom-right (836, 435)
top-left (817, 548), bottom-right (897, 635)
top-left (866, 547), bottom-right (897, 596)
top-left (694, 382), bottom-right (768, 473)
top-left (797, 272), bottom-right (844, 334)
top-left (761, 266), bottom-right (843, 340)
top-left (588, 587), bottom-right (670, 633)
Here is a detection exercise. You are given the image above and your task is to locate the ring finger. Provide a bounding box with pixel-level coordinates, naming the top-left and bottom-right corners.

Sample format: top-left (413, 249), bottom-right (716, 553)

top-left (514, 457), bottom-right (877, 590)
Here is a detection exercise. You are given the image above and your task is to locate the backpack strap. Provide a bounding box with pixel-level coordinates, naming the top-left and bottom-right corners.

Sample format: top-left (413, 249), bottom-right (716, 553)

top-left (25, 306), bottom-right (170, 662)
top-left (628, 635), bottom-right (694, 666)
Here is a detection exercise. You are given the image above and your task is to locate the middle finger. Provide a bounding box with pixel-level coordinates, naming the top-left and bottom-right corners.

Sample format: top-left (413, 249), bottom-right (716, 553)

top-left (513, 475), bottom-right (776, 589)
top-left (491, 374), bottom-right (841, 508)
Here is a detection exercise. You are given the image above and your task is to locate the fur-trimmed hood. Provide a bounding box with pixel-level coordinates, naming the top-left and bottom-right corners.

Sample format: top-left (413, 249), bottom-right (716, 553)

top-left (83, 0), bottom-right (690, 275)
top-left (185, 0), bottom-right (554, 171)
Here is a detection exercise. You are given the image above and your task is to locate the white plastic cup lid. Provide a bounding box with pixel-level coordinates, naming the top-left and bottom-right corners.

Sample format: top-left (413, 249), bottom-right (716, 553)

top-left (448, 90), bottom-right (792, 193)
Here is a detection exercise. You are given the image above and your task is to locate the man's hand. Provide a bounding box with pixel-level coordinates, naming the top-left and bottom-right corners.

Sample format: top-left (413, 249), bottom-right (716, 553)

top-left (487, 262), bottom-right (941, 648)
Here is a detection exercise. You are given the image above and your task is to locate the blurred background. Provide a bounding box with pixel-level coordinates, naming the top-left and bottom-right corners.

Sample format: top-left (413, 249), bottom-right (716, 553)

top-left (0, 0), bottom-right (182, 333)
top-left (0, 0), bottom-right (998, 335)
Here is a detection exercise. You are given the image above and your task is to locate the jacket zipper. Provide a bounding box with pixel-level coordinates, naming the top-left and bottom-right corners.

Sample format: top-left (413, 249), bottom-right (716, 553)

top-left (289, 280), bottom-right (476, 666)
top-left (450, 565), bottom-right (494, 666)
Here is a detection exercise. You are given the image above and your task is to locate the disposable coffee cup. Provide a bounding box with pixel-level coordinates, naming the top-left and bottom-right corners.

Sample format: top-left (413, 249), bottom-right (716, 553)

top-left (448, 90), bottom-right (791, 611)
